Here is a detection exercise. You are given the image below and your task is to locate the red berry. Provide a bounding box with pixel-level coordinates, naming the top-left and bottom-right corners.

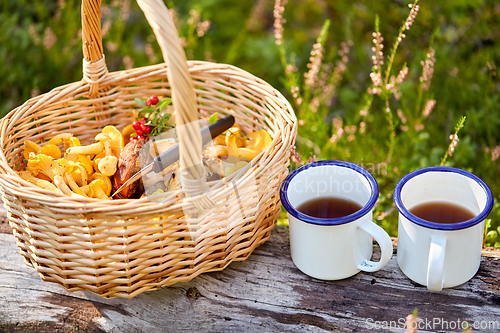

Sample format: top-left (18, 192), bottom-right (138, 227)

top-left (132, 121), bottom-right (141, 130)
top-left (130, 136), bottom-right (137, 141)
top-left (137, 135), bottom-right (146, 140)
top-left (143, 125), bottom-right (152, 134)
top-left (140, 119), bottom-right (146, 125)
top-left (135, 128), bottom-right (144, 136)
top-left (149, 95), bottom-right (159, 105)
top-left (146, 99), bottom-right (153, 106)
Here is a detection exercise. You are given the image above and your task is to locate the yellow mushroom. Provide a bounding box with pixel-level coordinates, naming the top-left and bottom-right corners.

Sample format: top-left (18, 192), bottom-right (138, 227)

top-left (88, 179), bottom-right (111, 200)
top-left (90, 173), bottom-right (112, 196)
top-left (121, 124), bottom-right (136, 144)
top-left (53, 175), bottom-right (84, 198)
top-left (225, 128), bottom-right (265, 160)
top-left (66, 140), bottom-right (104, 156)
top-left (204, 145), bottom-right (229, 159)
top-left (47, 133), bottom-right (73, 146)
top-left (64, 172), bottom-right (88, 197)
top-left (39, 144), bottom-right (62, 159)
top-left (225, 127), bottom-right (240, 157)
top-left (27, 154), bottom-right (63, 181)
top-left (23, 140), bottom-right (42, 160)
top-left (17, 171), bottom-right (63, 195)
top-left (101, 126), bottom-right (124, 158)
top-left (65, 162), bottom-right (88, 186)
top-left (95, 132), bottom-right (118, 176)
top-left (64, 136), bottom-right (80, 151)
top-left (97, 156), bottom-right (117, 177)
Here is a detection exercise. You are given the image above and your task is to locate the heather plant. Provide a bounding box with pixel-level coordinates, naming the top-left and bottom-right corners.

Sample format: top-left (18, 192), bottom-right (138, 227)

top-left (272, 0), bottom-right (496, 238)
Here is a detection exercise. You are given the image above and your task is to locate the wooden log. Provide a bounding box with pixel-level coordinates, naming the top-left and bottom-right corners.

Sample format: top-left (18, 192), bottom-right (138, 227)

top-left (0, 222), bottom-right (499, 332)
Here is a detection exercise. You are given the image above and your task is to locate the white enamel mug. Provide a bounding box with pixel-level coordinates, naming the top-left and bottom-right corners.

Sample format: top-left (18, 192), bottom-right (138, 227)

top-left (394, 166), bottom-right (493, 292)
top-left (280, 160), bottom-right (393, 280)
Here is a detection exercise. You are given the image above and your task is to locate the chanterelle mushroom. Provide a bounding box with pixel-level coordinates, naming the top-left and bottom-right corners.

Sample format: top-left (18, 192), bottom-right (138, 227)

top-left (95, 129), bottom-right (123, 177)
top-left (88, 179), bottom-right (110, 200)
top-left (18, 171), bottom-right (63, 194)
top-left (27, 154), bottom-right (63, 181)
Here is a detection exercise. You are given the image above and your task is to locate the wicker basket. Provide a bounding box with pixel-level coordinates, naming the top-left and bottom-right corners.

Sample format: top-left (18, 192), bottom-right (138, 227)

top-left (0, 0), bottom-right (296, 298)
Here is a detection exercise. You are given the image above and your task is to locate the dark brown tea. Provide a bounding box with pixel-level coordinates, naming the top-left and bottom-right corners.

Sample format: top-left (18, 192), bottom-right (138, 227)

top-left (409, 202), bottom-right (476, 224)
top-left (296, 197), bottom-right (362, 219)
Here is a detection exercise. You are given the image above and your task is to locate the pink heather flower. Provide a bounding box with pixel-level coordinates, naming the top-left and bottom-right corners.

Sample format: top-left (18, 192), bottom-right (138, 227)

top-left (197, 21), bottom-right (211, 37)
top-left (370, 72), bottom-right (382, 87)
top-left (188, 9), bottom-right (200, 25)
top-left (359, 122), bottom-right (366, 133)
top-left (304, 41), bottom-right (324, 88)
top-left (120, 0), bottom-right (131, 21)
top-left (310, 97), bottom-right (320, 113)
top-left (286, 64), bottom-right (298, 75)
top-left (371, 32), bottom-right (384, 70)
top-left (320, 41), bottom-right (352, 105)
top-left (299, 119), bottom-right (305, 126)
top-left (145, 43), bottom-right (157, 63)
top-left (491, 146), bottom-right (500, 161)
top-left (415, 124), bottom-right (424, 131)
top-left (448, 133), bottom-right (459, 156)
top-left (400, 125), bottom-right (408, 132)
top-left (28, 24), bottom-right (40, 45)
top-left (274, 0), bottom-right (288, 45)
top-left (420, 47), bottom-right (436, 91)
top-left (396, 66), bottom-right (409, 84)
top-left (308, 155), bottom-right (317, 164)
top-left (397, 109), bottom-right (407, 124)
top-left (423, 99), bottom-right (436, 118)
top-left (359, 110), bottom-right (368, 117)
top-left (123, 56), bottom-right (134, 70)
top-left (43, 27), bottom-right (57, 50)
top-left (405, 2), bottom-right (420, 31)
top-left (247, 0), bottom-right (268, 31)
top-left (291, 146), bottom-right (303, 164)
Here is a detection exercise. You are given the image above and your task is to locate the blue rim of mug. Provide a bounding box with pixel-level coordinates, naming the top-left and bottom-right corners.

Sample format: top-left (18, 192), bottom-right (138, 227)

top-left (393, 166), bottom-right (493, 231)
top-left (280, 160), bottom-right (379, 226)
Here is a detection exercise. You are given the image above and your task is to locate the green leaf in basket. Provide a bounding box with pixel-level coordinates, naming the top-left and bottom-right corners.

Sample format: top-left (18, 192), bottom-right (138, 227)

top-left (157, 97), bottom-right (171, 110)
top-left (135, 98), bottom-right (147, 107)
top-left (208, 112), bottom-right (218, 125)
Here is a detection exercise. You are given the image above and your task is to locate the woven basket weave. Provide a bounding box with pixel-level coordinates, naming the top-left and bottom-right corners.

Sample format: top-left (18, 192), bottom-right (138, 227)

top-left (0, 0), bottom-right (296, 298)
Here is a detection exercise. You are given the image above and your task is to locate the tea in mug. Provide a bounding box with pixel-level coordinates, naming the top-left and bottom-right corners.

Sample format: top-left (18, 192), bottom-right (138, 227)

top-left (296, 197), bottom-right (362, 219)
top-left (409, 202), bottom-right (475, 224)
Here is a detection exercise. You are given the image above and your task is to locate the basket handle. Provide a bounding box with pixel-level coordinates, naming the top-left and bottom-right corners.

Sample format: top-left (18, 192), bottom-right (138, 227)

top-left (81, 0), bottom-right (210, 208)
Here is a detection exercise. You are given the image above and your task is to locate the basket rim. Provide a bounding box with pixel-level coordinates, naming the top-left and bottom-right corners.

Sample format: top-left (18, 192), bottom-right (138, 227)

top-left (0, 60), bottom-right (297, 211)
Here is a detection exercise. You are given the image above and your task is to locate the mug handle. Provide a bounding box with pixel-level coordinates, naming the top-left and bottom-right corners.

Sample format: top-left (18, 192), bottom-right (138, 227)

top-left (426, 235), bottom-right (447, 292)
top-left (357, 219), bottom-right (393, 272)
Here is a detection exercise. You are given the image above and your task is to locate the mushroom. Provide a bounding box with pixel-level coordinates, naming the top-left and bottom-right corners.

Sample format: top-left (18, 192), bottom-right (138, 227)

top-left (65, 162), bottom-right (88, 187)
top-left (47, 133), bottom-right (73, 146)
top-left (90, 173), bottom-right (112, 196)
top-left (225, 128), bottom-right (272, 160)
top-left (39, 144), bottom-right (62, 159)
top-left (94, 127), bottom-right (123, 177)
top-left (27, 154), bottom-right (63, 181)
top-left (204, 145), bottom-right (229, 159)
top-left (23, 140), bottom-right (42, 160)
top-left (53, 175), bottom-right (85, 198)
top-left (121, 124), bottom-right (136, 144)
top-left (18, 171), bottom-right (63, 194)
top-left (63, 171), bottom-right (88, 197)
top-left (101, 126), bottom-right (124, 158)
top-left (88, 179), bottom-right (110, 200)
top-left (65, 140), bottom-right (104, 156)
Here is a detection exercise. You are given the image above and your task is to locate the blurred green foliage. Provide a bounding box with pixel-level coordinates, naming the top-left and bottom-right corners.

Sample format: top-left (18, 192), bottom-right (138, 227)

top-left (0, 0), bottom-right (498, 244)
